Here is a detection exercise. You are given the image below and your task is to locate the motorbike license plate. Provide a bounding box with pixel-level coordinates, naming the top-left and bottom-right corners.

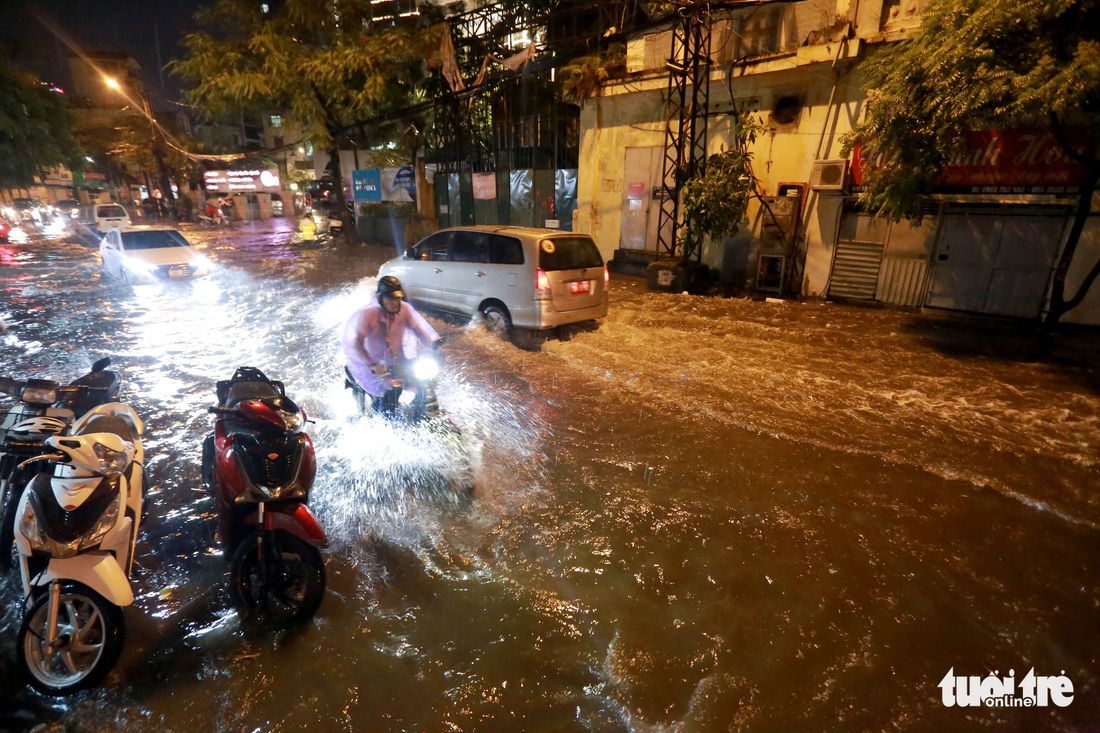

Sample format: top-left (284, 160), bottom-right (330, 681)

top-left (168, 265), bottom-right (190, 279)
top-left (569, 280), bottom-right (591, 294)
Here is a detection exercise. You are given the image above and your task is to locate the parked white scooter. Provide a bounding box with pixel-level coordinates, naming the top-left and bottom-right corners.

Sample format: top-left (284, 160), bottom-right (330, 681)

top-left (13, 402), bottom-right (144, 695)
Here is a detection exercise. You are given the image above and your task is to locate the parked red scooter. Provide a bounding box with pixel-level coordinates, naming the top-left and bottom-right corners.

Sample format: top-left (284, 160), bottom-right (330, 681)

top-left (201, 367), bottom-right (325, 624)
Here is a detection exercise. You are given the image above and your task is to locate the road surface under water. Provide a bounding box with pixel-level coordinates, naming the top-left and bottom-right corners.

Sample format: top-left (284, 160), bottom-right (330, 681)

top-left (0, 219), bottom-right (1097, 732)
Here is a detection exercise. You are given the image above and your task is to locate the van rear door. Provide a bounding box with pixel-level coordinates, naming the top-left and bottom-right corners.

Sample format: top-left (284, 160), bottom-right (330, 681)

top-left (537, 235), bottom-right (606, 313)
top-left (95, 204), bottom-right (130, 230)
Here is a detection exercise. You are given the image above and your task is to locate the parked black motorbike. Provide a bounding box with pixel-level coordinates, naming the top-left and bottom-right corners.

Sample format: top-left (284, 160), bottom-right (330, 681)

top-left (0, 357), bottom-right (120, 569)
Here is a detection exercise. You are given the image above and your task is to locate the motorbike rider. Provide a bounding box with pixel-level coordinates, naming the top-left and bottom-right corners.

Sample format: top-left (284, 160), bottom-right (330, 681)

top-left (217, 196), bottom-right (234, 223)
top-left (343, 275), bottom-right (441, 413)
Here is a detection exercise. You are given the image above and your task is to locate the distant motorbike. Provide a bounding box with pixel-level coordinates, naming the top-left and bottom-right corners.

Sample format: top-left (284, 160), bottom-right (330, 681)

top-left (0, 357), bottom-right (121, 570)
top-left (13, 401), bottom-right (144, 695)
top-left (202, 367), bottom-right (326, 625)
top-left (198, 206), bottom-right (232, 228)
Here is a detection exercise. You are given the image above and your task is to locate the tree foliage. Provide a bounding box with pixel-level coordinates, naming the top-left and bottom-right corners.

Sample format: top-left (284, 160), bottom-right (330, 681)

top-left (560, 44), bottom-right (626, 104)
top-left (171, 0), bottom-right (435, 232)
top-left (74, 113), bottom-right (204, 195)
top-left (843, 0), bottom-right (1100, 323)
top-left (171, 0), bottom-right (432, 153)
top-left (846, 0), bottom-right (1100, 218)
top-left (679, 112), bottom-right (769, 256)
top-left (0, 60), bottom-right (82, 189)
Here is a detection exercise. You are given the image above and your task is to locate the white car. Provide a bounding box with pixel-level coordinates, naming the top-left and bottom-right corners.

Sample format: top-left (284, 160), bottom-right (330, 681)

top-left (378, 226), bottom-right (609, 333)
top-left (99, 226), bottom-right (214, 283)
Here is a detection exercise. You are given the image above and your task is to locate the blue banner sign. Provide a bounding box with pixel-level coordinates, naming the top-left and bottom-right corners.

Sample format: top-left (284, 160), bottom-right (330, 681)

top-left (353, 169), bottom-right (382, 202)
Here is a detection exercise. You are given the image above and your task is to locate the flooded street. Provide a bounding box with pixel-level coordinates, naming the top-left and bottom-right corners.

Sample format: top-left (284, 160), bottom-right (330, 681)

top-left (1, 219), bottom-right (1098, 732)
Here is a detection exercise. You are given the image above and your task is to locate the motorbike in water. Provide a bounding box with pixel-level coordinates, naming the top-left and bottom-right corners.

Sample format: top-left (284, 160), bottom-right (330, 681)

top-left (345, 344), bottom-right (475, 500)
top-left (344, 351), bottom-right (443, 422)
top-left (344, 332), bottom-right (449, 424)
top-left (0, 357), bottom-right (121, 570)
top-left (201, 367), bottom-right (326, 625)
top-left (12, 401), bottom-right (144, 695)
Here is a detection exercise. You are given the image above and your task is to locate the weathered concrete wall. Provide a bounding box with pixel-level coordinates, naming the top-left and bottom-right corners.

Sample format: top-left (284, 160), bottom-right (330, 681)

top-left (578, 32), bottom-right (869, 297)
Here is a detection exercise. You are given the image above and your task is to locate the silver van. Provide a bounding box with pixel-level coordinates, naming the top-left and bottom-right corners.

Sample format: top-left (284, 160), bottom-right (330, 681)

top-left (379, 226), bottom-right (609, 332)
top-left (76, 203), bottom-right (131, 236)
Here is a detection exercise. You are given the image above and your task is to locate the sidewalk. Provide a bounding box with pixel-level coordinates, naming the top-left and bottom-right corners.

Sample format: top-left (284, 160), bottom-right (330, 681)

top-left (610, 271), bottom-right (1100, 373)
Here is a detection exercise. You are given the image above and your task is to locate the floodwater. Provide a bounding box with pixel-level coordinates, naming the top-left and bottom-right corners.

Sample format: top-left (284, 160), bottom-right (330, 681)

top-left (0, 218), bottom-right (1098, 732)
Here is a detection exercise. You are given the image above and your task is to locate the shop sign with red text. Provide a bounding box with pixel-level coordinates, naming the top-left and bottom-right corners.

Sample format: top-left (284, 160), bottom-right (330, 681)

top-left (851, 129), bottom-right (1091, 195)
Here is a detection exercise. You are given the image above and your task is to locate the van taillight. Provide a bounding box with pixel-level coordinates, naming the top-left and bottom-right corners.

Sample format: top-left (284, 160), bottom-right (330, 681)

top-left (603, 264), bottom-right (609, 284)
top-left (536, 268), bottom-right (551, 291)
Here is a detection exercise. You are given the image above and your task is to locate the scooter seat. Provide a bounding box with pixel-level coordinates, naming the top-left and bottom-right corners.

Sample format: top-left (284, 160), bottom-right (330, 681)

top-left (225, 381), bottom-right (281, 407)
top-left (78, 414), bottom-right (136, 443)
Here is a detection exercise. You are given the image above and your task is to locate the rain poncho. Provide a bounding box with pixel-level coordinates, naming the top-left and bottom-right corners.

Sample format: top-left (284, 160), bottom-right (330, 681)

top-left (342, 294), bottom-right (440, 397)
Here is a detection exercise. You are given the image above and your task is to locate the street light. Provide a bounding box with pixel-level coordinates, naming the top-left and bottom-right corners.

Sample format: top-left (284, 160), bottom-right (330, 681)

top-left (103, 75), bottom-right (176, 222)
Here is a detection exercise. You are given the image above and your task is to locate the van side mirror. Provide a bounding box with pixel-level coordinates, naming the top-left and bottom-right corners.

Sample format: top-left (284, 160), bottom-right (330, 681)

top-left (404, 247), bottom-right (415, 259)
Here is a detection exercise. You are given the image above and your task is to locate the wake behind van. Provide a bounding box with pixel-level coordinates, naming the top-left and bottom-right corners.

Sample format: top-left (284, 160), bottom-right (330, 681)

top-left (378, 225), bottom-right (609, 332)
top-left (76, 203), bottom-right (131, 236)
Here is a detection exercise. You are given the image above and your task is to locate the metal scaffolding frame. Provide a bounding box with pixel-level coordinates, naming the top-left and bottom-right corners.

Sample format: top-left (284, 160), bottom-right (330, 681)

top-left (656, 5), bottom-right (713, 261)
top-left (425, 0), bottom-right (653, 174)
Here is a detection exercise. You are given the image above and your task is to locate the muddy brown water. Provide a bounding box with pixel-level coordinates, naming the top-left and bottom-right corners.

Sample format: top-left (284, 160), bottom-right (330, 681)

top-left (0, 219), bottom-right (1097, 732)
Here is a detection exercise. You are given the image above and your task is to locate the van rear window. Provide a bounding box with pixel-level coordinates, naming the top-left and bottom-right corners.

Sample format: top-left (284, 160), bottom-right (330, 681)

top-left (538, 236), bottom-right (603, 271)
top-left (489, 235), bottom-right (523, 265)
top-left (98, 205), bottom-right (127, 217)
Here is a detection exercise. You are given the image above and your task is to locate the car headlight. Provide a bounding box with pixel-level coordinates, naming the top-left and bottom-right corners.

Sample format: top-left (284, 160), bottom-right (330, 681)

top-left (190, 254), bottom-right (215, 274)
top-left (124, 258), bottom-right (157, 275)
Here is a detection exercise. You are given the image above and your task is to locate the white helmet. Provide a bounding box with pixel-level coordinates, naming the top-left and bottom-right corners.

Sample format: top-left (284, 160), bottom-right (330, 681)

top-left (10, 416), bottom-right (68, 436)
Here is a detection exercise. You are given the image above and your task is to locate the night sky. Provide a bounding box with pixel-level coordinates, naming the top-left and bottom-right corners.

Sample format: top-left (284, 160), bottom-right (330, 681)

top-left (0, 0), bottom-right (202, 108)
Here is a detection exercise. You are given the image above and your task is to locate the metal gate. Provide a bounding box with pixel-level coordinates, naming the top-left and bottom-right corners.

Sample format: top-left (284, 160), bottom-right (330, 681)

top-left (927, 210), bottom-right (1068, 318)
top-left (829, 241), bottom-right (885, 299)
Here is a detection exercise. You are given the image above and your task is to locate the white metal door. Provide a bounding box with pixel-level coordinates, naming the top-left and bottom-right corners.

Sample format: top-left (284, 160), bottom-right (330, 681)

top-left (620, 147), bottom-right (663, 252)
top-left (927, 211), bottom-right (1066, 318)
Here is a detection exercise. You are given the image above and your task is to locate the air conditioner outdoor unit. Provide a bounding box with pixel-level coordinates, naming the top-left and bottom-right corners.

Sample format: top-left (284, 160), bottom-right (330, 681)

top-left (809, 159), bottom-right (848, 191)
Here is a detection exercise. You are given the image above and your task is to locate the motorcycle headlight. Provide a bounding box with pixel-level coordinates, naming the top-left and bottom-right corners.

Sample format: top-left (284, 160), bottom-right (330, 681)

top-left (21, 386), bottom-right (58, 405)
top-left (276, 408), bottom-right (304, 432)
top-left (80, 491), bottom-right (121, 551)
top-left (94, 442), bottom-right (128, 477)
top-left (413, 356), bottom-right (440, 382)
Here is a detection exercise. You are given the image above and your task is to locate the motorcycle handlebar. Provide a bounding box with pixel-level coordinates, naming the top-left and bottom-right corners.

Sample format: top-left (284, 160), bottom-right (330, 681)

top-left (57, 385), bottom-right (104, 396)
top-left (17, 452), bottom-right (67, 470)
top-left (5, 440), bottom-right (57, 454)
top-left (0, 380), bottom-right (108, 400)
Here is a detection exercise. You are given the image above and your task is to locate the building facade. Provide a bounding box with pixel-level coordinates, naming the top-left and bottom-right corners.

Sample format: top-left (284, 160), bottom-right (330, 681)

top-left (576, 0), bottom-right (1100, 325)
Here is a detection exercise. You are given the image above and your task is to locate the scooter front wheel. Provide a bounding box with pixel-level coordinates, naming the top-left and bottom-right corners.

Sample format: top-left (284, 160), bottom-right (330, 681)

top-left (19, 582), bottom-right (125, 695)
top-left (230, 530), bottom-right (325, 625)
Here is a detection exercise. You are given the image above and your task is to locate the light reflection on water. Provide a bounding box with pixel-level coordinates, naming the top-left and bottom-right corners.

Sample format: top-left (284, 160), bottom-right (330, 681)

top-left (0, 225), bottom-right (1098, 732)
